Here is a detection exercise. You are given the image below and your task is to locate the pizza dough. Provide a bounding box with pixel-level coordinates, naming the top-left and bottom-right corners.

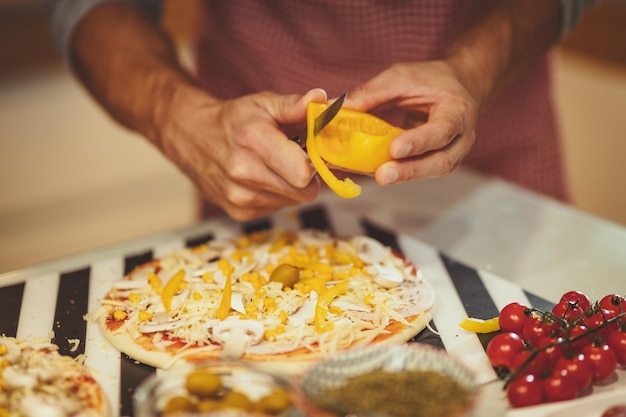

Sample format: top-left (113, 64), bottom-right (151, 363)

top-left (94, 228), bottom-right (435, 373)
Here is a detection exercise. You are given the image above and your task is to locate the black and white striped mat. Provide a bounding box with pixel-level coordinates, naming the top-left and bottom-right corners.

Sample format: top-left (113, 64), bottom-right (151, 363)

top-left (0, 204), bottom-right (555, 417)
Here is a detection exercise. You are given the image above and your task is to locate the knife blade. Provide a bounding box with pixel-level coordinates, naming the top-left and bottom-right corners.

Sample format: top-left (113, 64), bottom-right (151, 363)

top-left (291, 92), bottom-right (347, 149)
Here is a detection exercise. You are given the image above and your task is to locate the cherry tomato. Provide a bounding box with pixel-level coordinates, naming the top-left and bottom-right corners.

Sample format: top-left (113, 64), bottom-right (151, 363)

top-left (487, 332), bottom-right (525, 370)
top-left (560, 290), bottom-right (592, 312)
top-left (506, 374), bottom-right (544, 408)
top-left (583, 311), bottom-right (610, 344)
top-left (523, 317), bottom-right (559, 347)
top-left (600, 294), bottom-right (626, 315)
top-left (566, 325), bottom-right (591, 354)
top-left (554, 353), bottom-right (593, 392)
top-left (543, 369), bottom-right (580, 403)
top-left (607, 329), bottom-right (626, 366)
top-left (499, 302), bottom-right (532, 335)
top-left (510, 350), bottom-right (548, 378)
top-left (582, 344), bottom-right (618, 382)
top-left (534, 336), bottom-right (564, 365)
top-left (552, 300), bottom-right (584, 324)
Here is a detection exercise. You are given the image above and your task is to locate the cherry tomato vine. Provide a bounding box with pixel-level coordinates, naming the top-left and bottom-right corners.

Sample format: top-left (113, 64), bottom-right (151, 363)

top-left (487, 291), bottom-right (626, 408)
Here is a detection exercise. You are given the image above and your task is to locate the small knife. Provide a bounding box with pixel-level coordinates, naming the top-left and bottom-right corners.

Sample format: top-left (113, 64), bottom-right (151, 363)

top-left (291, 92), bottom-right (347, 149)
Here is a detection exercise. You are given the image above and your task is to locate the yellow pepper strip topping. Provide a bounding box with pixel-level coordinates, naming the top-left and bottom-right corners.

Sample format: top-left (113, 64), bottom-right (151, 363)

top-left (315, 279), bottom-right (350, 333)
top-left (459, 317), bottom-right (500, 334)
top-left (161, 269), bottom-right (185, 313)
top-left (307, 102), bottom-right (361, 199)
top-left (148, 272), bottom-right (162, 289)
top-left (216, 275), bottom-right (232, 320)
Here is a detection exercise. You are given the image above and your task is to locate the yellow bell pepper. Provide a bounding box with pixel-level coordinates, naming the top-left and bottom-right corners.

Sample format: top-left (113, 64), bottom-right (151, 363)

top-left (458, 317), bottom-right (500, 333)
top-left (216, 275), bottom-right (232, 320)
top-left (161, 269), bottom-right (185, 313)
top-left (306, 102), bottom-right (404, 198)
top-left (315, 279), bottom-right (350, 333)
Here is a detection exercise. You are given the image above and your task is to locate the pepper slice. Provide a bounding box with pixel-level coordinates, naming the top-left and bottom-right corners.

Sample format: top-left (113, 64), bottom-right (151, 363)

top-left (161, 269), bottom-right (185, 313)
top-left (216, 275), bottom-right (233, 320)
top-left (306, 102), bottom-right (404, 198)
top-left (315, 279), bottom-right (350, 333)
top-left (459, 317), bottom-right (500, 333)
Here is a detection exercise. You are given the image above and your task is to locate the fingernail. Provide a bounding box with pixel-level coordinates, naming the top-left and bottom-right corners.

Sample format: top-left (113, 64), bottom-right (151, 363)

top-left (381, 168), bottom-right (398, 185)
top-left (393, 142), bottom-right (411, 158)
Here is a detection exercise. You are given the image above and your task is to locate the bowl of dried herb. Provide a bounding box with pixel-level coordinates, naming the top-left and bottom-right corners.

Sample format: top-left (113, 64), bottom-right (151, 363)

top-left (296, 344), bottom-right (479, 417)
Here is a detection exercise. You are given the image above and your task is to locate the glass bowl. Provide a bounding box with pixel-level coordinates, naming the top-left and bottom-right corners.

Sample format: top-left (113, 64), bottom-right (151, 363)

top-left (296, 344), bottom-right (480, 417)
top-left (134, 360), bottom-right (302, 417)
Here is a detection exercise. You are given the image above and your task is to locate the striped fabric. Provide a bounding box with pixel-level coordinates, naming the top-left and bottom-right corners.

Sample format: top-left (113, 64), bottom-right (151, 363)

top-left (193, 0), bottom-right (569, 201)
top-left (0, 204), bottom-right (554, 417)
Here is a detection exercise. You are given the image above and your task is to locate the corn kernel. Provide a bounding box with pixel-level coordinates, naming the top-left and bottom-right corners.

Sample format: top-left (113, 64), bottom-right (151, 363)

top-left (0, 345), bottom-right (7, 355)
top-left (244, 303), bottom-right (257, 316)
top-left (264, 298), bottom-right (277, 312)
top-left (238, 235), bottom-right (251, 248)
top-left (201, 271), bottom-right (215, 283)
top-left (275, 325), bottom-right (285, 335)
top-left (364, 294), bottom-right (375, 306)
top-left (264, 329), bottom-right (276, 340)
top-left (128, 293), bottom-right (140, 303)
top-left (148, 272), bottom-right (162, 289)
top-left (113, 310), bottom-right (127, 321)
top-left (231, 250), bottom-right (244, 263)
top-left (138, 311), bottom-right (153, 322)
top-left (279, 310), bottom-right (288, 324)
top-left (192, 292), bottom-right (203, 301)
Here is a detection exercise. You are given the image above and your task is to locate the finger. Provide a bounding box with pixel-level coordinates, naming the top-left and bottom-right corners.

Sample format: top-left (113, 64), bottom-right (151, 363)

top-left (344, 66), bottom-right (408, 112)
top-left (376, 132), bottom-right (474, 184)
top-left (237, 119), bottom-right (317, 188)
top-left (264, 88), bottom-right (328, 126)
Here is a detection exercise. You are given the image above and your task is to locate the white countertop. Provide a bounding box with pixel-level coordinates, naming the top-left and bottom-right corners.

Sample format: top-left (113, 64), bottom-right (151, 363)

top-left (311, 168), bottom-right (626, 303)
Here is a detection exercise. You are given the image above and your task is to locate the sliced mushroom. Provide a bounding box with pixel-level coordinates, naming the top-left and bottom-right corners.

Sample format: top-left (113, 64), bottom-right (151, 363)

top-left (354, 236), bottom-right (388, 264)
top-left (371, 261), bottom-right (404, 288)
top-left (212, 319), bottom-right (265, 360)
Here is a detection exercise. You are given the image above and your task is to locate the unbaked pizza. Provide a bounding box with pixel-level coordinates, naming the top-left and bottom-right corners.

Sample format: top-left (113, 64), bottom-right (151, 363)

top-left (93, 228), bottom-right (435, 373)
top-left (0, 336), bottom-right (108, 417)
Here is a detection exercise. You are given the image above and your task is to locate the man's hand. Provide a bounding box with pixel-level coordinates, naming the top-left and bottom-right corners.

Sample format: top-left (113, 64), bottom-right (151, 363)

top-left (157, 88), bottom-right (327, 220)
top-left (345, 0), bottom-right (561, 187)
top-left (346, 60), bottom-right (478, 186)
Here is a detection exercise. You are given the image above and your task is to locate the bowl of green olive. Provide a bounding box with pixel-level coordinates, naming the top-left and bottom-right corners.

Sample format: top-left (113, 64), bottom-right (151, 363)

top-left (134, 361), bottom-right (301, 417)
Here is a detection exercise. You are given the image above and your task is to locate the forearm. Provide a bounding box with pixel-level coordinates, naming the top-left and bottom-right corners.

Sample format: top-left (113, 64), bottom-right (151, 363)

top-left (70, 2), bottom-right (212, 147)
top-left (446, 0), bottom-right (562, 110)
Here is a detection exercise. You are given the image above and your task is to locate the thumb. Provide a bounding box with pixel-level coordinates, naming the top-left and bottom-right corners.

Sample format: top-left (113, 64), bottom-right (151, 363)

top-left (273, 88), bottom-right (328, 125)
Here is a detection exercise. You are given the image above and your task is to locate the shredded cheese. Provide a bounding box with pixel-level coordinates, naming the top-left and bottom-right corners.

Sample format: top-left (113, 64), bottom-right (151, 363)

top-left (99, 229), bottom-right (435, 357)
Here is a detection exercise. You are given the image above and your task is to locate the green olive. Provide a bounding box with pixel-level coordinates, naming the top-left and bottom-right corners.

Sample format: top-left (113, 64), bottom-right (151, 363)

top-left (195, 398), bottom-right (221, 412)
top-left (269, 264), bottom-right (300, 288)
top-left (163, 395), bottom-right (194, 414)
top-left (184, 369), bottom-right (223, 397)
top-left (256, 387), bottom-right (292, 414)
top-left (221, 390), bottom-right (253, 411)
